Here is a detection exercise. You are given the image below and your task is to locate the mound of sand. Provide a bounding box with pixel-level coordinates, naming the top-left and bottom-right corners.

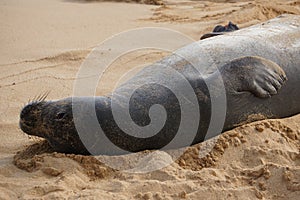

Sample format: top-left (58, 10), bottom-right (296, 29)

top-left (147, 0), bottom-right (300, 33)
top-left (0, 0), bottom-right (299, 199)
top-left (12, 115), bottom-right (300, 199)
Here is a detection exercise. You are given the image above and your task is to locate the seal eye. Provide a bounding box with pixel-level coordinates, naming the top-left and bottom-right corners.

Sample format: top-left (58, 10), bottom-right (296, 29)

top-left (56, 112), bottom-right (66, 120)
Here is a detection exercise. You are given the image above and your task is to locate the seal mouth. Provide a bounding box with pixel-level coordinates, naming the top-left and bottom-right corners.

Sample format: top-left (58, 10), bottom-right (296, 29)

top-left (19, 119), bottom-right (33, 134)
top-left (19, 119), bottom-right (45, 138)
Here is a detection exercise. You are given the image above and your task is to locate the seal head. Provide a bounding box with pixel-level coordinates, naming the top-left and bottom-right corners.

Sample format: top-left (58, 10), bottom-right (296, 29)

top-left (20, 98), bottom-right (90, 154)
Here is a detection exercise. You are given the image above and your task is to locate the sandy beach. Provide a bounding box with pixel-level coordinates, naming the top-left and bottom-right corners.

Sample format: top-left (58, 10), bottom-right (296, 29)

top-left (0, 0), bottom-right (299, 199)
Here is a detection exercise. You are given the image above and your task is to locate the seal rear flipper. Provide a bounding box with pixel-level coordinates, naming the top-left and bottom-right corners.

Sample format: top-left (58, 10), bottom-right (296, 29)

top-left (200, 32), bottom-right (224, 40)
top-left (200, 22), bottom-right (239, 40)
top-left (219, 56), bottom-right (287, 98)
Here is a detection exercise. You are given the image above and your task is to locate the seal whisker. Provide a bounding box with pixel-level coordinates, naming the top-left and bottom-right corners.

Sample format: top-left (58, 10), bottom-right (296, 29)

top-left (28, 95), bottom-right (39, 105)
top-left (31, 94), bottom-right (39, 103)
top-left (39, 90), bottom-right (50, 102)
top-left (36, 94), bottom-right (42, 102)
top-left (30, 91), bottom-right (49, 104)
top-left (35, 93), bottom-right (43, 102)
top-left (28, 97), bottom-right (34, 104)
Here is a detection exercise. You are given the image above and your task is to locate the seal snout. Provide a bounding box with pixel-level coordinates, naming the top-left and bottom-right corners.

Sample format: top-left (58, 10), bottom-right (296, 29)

top-left (19, 103), bottom-right (42, 135)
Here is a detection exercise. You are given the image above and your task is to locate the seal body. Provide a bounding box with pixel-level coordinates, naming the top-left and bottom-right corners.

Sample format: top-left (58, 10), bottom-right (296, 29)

top-left (20, 15), bottom-right (300, 155)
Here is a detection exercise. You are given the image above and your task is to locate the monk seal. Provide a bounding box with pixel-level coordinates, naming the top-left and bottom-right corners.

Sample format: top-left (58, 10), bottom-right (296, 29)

top-left (19, 15), bottom-right (300, 155)
top-left (200, 21), bottom-right (239, 40)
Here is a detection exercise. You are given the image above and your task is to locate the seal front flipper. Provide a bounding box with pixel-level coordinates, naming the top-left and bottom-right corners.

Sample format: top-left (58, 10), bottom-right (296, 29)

top-left (219, 56), bottom-right (287, 98)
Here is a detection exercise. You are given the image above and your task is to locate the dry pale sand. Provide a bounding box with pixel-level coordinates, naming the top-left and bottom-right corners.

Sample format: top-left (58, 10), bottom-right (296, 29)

top-left (0, 0), bottom-right (300, 199)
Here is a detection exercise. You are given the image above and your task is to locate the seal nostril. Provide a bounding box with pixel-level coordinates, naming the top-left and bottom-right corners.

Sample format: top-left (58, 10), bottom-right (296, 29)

top-left (24, 121), bottom-right (33, 127)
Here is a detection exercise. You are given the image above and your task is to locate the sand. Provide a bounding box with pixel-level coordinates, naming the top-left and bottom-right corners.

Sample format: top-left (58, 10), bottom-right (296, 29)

top-left (0, 0), bottom-right (299, 199)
